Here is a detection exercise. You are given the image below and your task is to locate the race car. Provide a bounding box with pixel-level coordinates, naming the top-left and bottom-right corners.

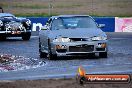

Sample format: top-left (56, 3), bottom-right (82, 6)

top-left (0, 7), bottom-right (32, 40)
top-left (39, 15), bottom-right (108, 60)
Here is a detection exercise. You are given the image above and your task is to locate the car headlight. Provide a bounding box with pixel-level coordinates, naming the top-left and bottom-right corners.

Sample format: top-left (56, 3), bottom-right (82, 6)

top-left (5, 24), bottom-right (11, 30)
top-left (19, 24), bottom-right (24, 30)
top-left (53, 37), bottom-right (71, 42)
top-left (0, 20), bottom-right (3, 27)
top-left (92, 36), bottom-right (107, 41)
top-left (26, 19), bottom-right (31, 26)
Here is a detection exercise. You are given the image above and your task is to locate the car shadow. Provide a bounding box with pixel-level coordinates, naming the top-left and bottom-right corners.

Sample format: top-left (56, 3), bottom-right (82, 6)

top-left (53, 54), bottom-right (101, 60)
top-left (0, 39), bottom-right (22, 42)
top-left (0, 38), bottom-right (31, 42)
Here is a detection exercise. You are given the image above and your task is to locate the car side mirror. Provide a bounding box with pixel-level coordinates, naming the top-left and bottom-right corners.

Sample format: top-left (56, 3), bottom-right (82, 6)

top-left (41, 25), bottom-right (47, 30)
top-left (98, 24), bottom-right (105, 28)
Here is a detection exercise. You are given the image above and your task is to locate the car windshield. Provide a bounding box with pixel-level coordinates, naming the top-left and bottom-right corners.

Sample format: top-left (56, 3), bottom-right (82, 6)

top-left (51, 16), bottom-right (98, 30)
top-left (0, 13), bottom-right (15, 19)
top-left (0, 16), bottom-right (15, 19)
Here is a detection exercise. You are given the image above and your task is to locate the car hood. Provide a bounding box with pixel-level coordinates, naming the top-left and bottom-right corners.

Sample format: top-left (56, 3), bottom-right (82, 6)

top-left (0, 18), bottom-right (21, 23)
top-left (49, 28), bottom-right (106, 39)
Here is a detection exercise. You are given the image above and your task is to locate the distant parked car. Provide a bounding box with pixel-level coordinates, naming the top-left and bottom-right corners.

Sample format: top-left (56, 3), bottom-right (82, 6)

top-left (0, 7), bottom-right (32, 40)
top-left (39, 15), bottom-right (108, 60)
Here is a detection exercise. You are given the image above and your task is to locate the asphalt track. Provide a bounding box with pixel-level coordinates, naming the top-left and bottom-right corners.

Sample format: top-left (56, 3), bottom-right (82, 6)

top-left (0, 32), bottom-right (132, 80)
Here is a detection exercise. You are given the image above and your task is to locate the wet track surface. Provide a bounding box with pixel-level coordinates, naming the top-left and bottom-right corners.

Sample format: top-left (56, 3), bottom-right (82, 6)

top-left (0, 33), bottom-right (132, 80)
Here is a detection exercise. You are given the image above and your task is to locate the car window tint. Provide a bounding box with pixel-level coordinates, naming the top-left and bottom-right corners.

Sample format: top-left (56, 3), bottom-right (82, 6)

top-left (51, 18), bottom-right (65, 30)
top-left (62, 17), bottom-right (97, 29)
top-left (47, 19), bottom-right (52, 24)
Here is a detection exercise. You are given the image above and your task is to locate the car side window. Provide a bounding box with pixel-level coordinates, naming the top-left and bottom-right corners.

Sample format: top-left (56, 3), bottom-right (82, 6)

top-left (51, 18), bottom-right (65, 30)
top-left (46, 18), bottom-right (52, 26)
top-left (44, 18), bottom-right (52, 30)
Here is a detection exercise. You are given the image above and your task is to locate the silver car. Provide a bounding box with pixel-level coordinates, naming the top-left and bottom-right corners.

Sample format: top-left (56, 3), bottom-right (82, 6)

top-left (39, 15), bottom-right (108, 60)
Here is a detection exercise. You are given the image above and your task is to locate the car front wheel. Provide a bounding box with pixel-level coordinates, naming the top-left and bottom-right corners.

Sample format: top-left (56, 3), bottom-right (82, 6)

top-left (49, 53), bottom-right (57, 60)
top-left (0, 36), bottom-right (6, 40)
top-left (22, 33), bottom-right (31, 40)
top-left (99, 52), bottom-right (107, 58)
top-left (40, 51), bottom-right (47, 58)
top-left (48, 40), bottom-right (57, 60)
top-left (39, 42), bottom-right (47, 58)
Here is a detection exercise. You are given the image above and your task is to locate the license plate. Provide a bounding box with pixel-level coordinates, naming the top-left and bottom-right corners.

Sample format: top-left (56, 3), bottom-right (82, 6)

top-left (12, 31), bottom-right (21, 34)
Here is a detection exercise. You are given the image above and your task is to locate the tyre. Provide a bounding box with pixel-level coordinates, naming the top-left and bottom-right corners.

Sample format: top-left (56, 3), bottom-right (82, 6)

top-left (39, 42), bottom-right (47, 58)
top-left (0, 36), bottom-right (6, 41)
top-left (22, 33), bottom-right (31, 40)
top-left (48, 40), bottom-right (57, 60)
top-left (49, 53), bottom-right (57, 60)
top-left (40, 51), bottom-right (47, 58)
top-left (99, 52), bottom-right (107, 58)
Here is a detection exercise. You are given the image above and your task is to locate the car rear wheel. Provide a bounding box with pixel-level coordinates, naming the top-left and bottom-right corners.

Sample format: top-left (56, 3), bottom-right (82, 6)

top-left (22, 33), bottom-right (31, 40)
top-left (99, 52), bottom-right (107, 58)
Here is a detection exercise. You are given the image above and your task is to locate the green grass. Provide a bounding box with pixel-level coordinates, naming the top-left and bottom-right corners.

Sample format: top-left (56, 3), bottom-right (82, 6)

top-left (13, 4), bottom-right (48, 9)
top-left (12, 3), bottom-right (82, 9)
top-left (15, 13), bottom-right (58, 17)
top-left (108, 2), bottom-right (131, 8)
top-left (1, 0), bottom-right (132, 17)
top-left (55, 4), bottom-right (82, 8)
top-left (0, 3), bottom-right (9, 7)
top-left (89, 12), bottom-right (132, 17)
top-left (15, 12), bottom-right (132, 17)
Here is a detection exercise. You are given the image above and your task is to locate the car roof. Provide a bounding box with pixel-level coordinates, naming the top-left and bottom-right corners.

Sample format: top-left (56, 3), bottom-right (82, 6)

top-left (0, 13), bottom-right (15, 17)
top-left (50, 15), bottom-right (95, 21)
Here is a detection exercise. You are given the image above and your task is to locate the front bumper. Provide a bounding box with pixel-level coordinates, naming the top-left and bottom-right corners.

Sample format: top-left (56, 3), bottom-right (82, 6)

top-left (0, 30), bottom-right (31, 37)
top-left (50, 40), bottom-right (108, 56)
